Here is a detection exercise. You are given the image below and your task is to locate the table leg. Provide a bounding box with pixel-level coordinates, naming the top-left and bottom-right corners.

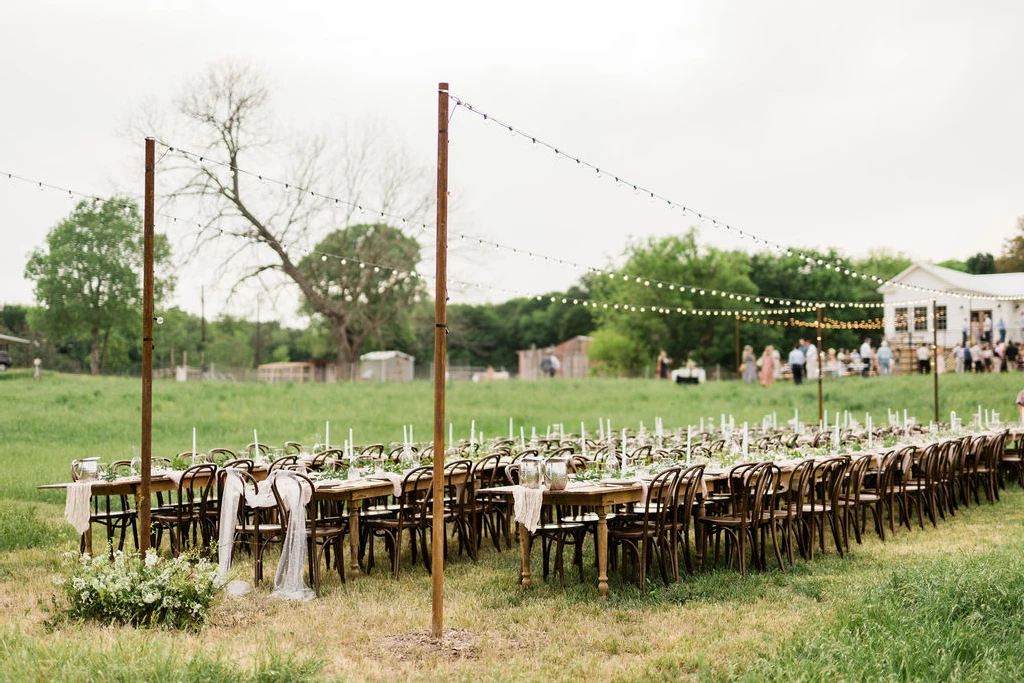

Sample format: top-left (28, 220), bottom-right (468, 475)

top-left (695, 494), bottom-right (706, 569)
top-left (349, 508), bottom-right (361, 577)
top-left (519, 522), bottom-right (532, 587)
top-left (597, 505), bottom-right (609, 599)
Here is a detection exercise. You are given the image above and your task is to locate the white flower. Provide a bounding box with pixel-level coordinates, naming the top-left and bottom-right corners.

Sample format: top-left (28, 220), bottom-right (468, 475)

top-left (143, 592), bottom-right (158, 604)
top-left (144, 550), bottom-right (160, 568)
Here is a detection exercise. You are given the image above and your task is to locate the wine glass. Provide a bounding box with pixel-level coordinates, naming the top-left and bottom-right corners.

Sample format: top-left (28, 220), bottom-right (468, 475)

top-left (130, 446), bottom-right (142, 476)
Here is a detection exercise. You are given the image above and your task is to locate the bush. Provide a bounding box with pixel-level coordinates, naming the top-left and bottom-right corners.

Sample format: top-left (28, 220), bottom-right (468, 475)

top-left (51, 549), bottom-right (221, 630)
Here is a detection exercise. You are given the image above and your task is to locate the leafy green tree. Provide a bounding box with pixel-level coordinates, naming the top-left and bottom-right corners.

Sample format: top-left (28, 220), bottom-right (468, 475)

top-left (589, 231), bottom-right (757, 375)
top-left (24, 198), bottom-right (173, 375)
top-left (965, 252), bottom-right (996, 275)
top-left (996, 217), bottom-right (1024, 273)
top-left (296, 223), bottom-right (425, 374)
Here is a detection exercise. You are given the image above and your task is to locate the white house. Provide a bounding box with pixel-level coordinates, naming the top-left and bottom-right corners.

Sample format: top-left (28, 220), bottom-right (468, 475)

top-left (878, 262), bottom-right (1024, 349)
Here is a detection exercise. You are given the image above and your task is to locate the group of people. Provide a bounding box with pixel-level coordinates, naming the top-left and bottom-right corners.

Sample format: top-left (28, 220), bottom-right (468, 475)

top-left (743, 338), bottom-right (822, 386)
top-left (743, 337), bottom-right (923, 386)
top-left (961, 313), bottom-right (1012, 347)
top-left (952, 339), bottom-right (1020, 373)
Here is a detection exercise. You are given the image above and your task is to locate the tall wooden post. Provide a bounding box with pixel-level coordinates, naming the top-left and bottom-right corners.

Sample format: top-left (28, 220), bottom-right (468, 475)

top-left (816, 306), bottom-right (824, 425)
top-left (734, 314), bottom-right (740, 376)
top-left (933, 298), bottom-right (940, 422)
top-left (139, 138), bottom-right (155, 556)
top-left (431, 82), bottom-right (450, 640)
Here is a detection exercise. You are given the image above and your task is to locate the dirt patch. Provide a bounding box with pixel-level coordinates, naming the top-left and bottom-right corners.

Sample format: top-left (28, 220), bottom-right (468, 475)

top-left (378, 628), bottom-right (482, 661)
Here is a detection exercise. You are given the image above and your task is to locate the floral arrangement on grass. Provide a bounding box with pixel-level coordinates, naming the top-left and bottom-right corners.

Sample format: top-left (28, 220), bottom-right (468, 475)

top-left (50, 549), bottom-right (221, 630)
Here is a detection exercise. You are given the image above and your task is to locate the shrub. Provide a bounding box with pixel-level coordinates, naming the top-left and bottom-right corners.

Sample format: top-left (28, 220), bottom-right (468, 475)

top-left (51, 549), bottom-right (221, 630)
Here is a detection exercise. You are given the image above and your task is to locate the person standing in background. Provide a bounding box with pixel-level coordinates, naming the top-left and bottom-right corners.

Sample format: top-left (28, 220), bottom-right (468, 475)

top-left (962, 318), bottom-right (969, 345)
top-left (916, 344), bottom-right (931, 374)
top-left (759, 345), bottom-right (776, 387)
top-left (788, 343), bottom-right (805, 385)
top-left (657, 350), bottom-right (669, 379)
top-left (803, 338), bottom-right (819, 380)
top-left (741, 345), bottom-right (757, 384)
top-left (877, 340), bottom-right (893, 376)
top-left (1007, 341), bottom-right (1019, 371)
top-left (998, 317), bottom-right (1007, 343)
top-left (953, 342), bottom-right (964, 373)
top-left (859, 337), bottom-right (873, 377)
top-left (983, 313), bottom-right (992, 343)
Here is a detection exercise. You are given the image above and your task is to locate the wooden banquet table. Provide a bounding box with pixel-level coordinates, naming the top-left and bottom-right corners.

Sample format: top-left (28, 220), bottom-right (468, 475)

top-left (479, 482), bottom-right (649, 599)
top-left (41, 471), bottom-right (399, 577)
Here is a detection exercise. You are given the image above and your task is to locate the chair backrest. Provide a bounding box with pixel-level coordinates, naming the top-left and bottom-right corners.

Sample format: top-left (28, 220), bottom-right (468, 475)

top-left (843, 454), bottom-right (874, 500)
top-left (724, 462), bottom-right (770, 523)
top-left (359, 443), bottom-right (386, 459)
top-left (222, 458), bottom-right (255, 473)
top-left (443, 459), bottom-right (474, 508)
top-left (178, 450), bottom-right (214, 464)
top-left (217, 467), bottom-right (261, 522)
top-left (269, 470), bottom-right (316, 526)
top-left (268, 454), bottom-right (299, 473)
top-left (510, 448), bottom-right (539, 463)
top-left (472, 452), bottom-right (503, 490)
top-left (208, 447), bottom-right (238, 462)
top-left (986, 429), bottom-right (1010, 468)
top-left (399, 466), bottom-right (435, 524)
top-left (911, 442), bottom-right (940, 485)
top-left (786, 459), bottom-right (817, 509)
top-left (246, 442), bottom-right (273, 458)
top-left (676, 464), bottom-right (707, 525)
top-left (309, 449), bottom-right (343, 470)
top-left (638, 466), bottom-right (681, 531)
top-left (283, 441), bottom-right (304, 455)
top-left (503, 463), bottom-right (521, 486)
top-left (628, 445), bottom-right (653, 463)
top-left (816, 457), bottom-right (850, 507)
top-left (176, 463), bottom-right (218, 517)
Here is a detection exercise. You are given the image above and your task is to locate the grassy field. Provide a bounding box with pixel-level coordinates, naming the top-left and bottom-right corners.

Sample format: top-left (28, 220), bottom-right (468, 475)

top-left (1, 369), bottom-right (1023, 681)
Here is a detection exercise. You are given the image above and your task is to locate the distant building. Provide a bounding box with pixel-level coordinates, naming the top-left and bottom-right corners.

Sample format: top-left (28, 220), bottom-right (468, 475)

top-left (879, 262), bottom-right (1024, 349)
top-left (258, 361), bottom-right (320, 383)
top-left (359, 350), bottom-right (415, 383)
top-left (517, 335), bottom-right (593, 380)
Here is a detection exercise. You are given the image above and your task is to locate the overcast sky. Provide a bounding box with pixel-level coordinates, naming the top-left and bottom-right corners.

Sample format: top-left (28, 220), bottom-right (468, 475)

top-left (3, 1), bottom-right (1023, 325)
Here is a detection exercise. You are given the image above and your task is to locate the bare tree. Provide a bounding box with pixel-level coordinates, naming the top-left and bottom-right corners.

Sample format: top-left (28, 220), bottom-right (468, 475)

top-left (155, 62), bottom-right (432, 378)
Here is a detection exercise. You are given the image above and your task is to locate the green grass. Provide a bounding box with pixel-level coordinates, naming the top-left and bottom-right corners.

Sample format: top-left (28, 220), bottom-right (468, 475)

top-left (2, 370), bottom-right (1024, 680)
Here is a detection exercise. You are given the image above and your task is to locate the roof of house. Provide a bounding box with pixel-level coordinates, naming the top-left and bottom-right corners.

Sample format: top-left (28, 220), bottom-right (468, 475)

top-left (360, 350), bottom-right (414, 361)
top-left (880, 262), bottom-right (1024, 298)
top-left (0, 333), bottom-right (32, 344)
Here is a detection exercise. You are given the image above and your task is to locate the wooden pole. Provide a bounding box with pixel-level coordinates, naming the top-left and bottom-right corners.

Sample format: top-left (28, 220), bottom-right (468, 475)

top-left (734, 314), bottom-right (740, 376)
top-left (933, 298), bottom-right (940, 422)
top-left (430, 82), bottom-right (450, 640)
top-left (816, 306), bottom-right (824, 425)
top-left (139, 137), bottom-right (155, 556)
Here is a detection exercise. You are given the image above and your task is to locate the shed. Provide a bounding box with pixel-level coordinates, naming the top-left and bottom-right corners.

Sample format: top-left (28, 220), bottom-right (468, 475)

top-left (359, 350), bottom-right (415, 383)
top-left (517, 335), bottom-right (593, 380)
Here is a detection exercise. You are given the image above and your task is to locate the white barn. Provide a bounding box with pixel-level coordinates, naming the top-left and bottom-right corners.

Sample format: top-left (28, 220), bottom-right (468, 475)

top-left (879, 262), bottom-right (1024, 349)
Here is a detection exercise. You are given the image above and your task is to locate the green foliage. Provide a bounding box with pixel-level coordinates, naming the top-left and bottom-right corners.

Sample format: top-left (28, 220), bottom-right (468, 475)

top-left (296, 223), bottom-right (425, 365)
top-left (965, 252), bottom-right (996, 274)
top-left (588, 328), bottom-right (646, 376)
top-left (590, 230), bottom-right (758, 373)
top-left (742, 544), bottom-right (1024, 682)
top-left (996, 217), bottom-right (1024, 273)
top-left (23, 198), bottom-right (174, 375)
top-left (0, 500), bottom-right (68, 551)
top-left (938, 259), bottom-right (969, 273)
top-left (50, 549), bottom-right (220, 630)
